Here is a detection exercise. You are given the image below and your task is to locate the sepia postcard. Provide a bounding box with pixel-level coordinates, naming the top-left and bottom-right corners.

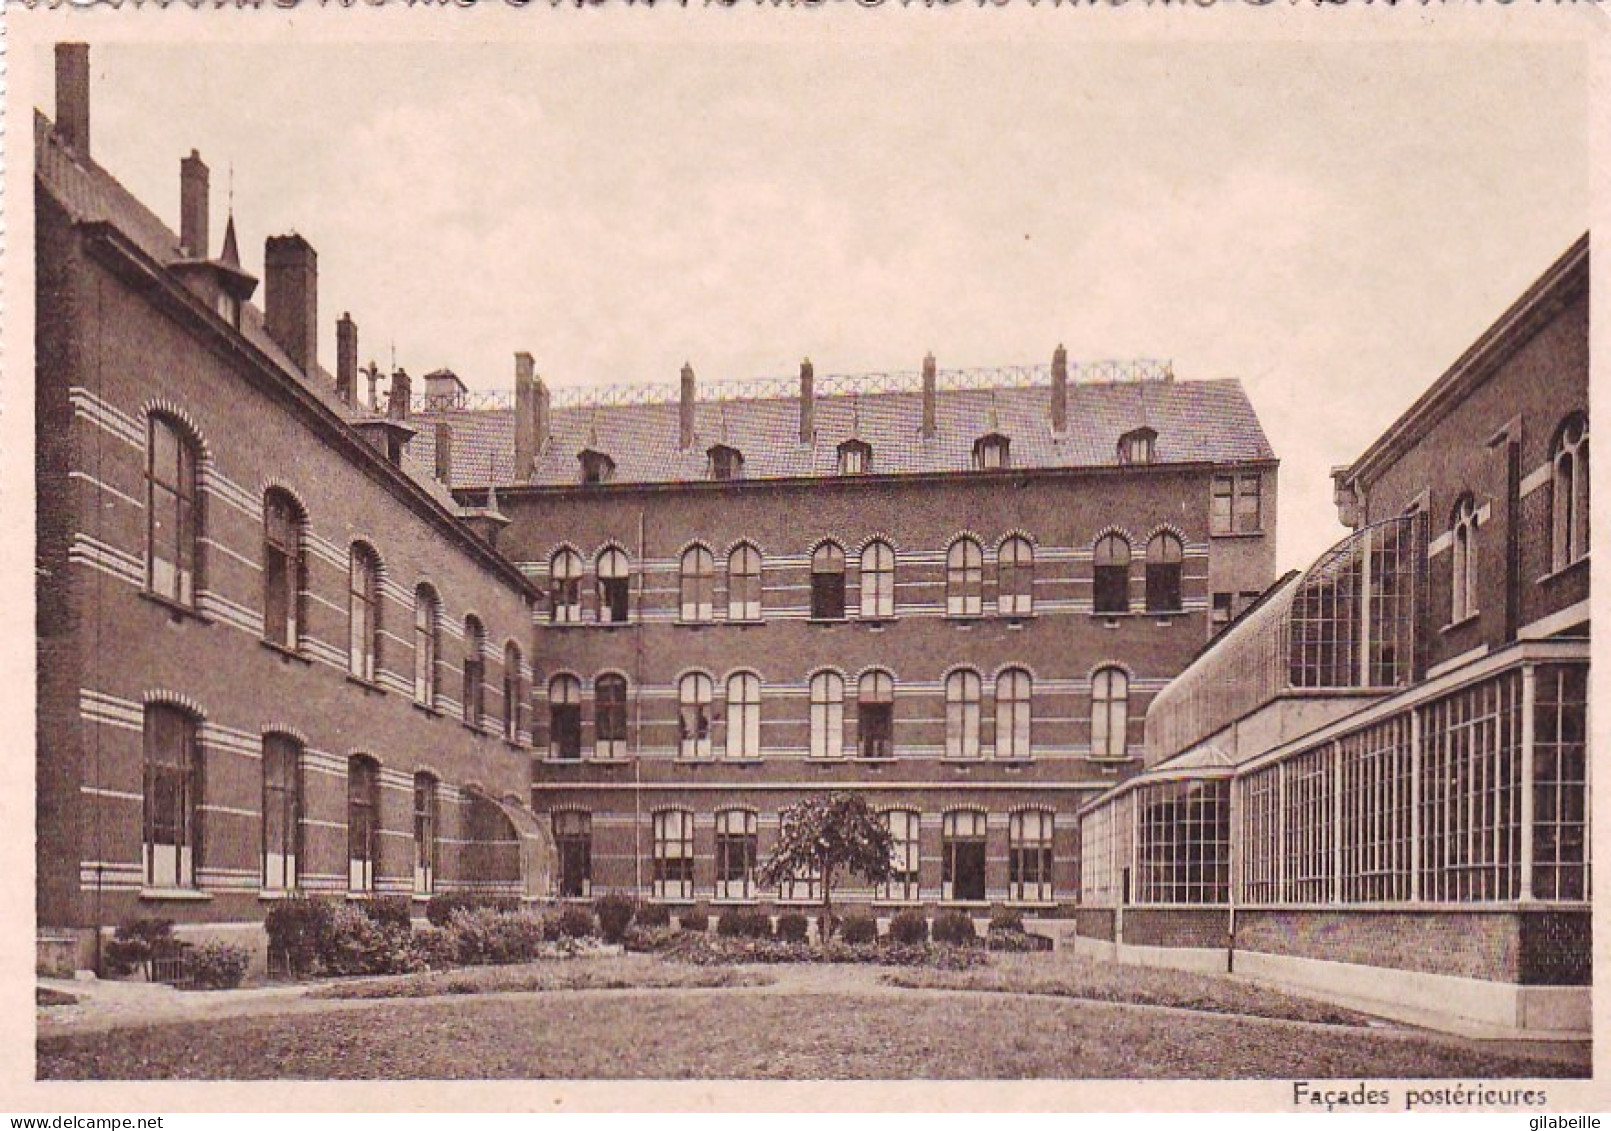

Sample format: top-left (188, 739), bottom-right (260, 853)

top-left (3, 2), bottom-right (1608, 1115)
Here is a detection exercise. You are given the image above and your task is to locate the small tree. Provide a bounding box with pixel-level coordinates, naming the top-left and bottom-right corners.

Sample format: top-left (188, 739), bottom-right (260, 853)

top-left (756, 793), bottom-right (894, 940)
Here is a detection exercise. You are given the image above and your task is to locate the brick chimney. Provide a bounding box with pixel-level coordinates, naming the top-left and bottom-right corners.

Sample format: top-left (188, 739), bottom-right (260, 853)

top-left (336, 313), bottom-right (358, 407)
top-left (180, 151), bottom-right (209, 259)
top-left (387, 367), bottom-right (411, 421)
top-left (679, 362), bottom-right (697, 450)
top-left (920, 352), bottom-right (938, 439)
top-left (55, 44), bottom-right (91, 156)
top-left (799, 358), bottom-right (815, 443)
top-left (514, 352), bottom-right (537, 476)
top-left (264, 234), bottom-right (318, 375)
top-left (1051, 344), bottom-right (1068, 432)
top-left (435, 422), bottom-right (453, 485)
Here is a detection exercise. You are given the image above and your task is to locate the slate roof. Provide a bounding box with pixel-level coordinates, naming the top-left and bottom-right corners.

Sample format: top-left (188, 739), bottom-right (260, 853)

top-left (412, 375), bottom-right (1275, 491)
top-left (34, 110), bottom-right (465, 517)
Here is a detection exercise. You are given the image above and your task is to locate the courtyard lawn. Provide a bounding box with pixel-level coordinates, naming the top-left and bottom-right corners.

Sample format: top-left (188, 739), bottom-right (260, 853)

top-left (882, 953), bottom-right (1375, 1027)
top-left (310, 954), bottom-right (774, 999)
top-left (38, 985), bottom-right (1586, 1080)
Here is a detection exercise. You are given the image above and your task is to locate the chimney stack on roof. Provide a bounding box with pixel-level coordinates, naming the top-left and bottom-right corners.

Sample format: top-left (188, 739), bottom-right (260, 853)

top-left (336, 313), bottom-right (358, 407)
top-left (387, 367), bottom-right (412, 421)
top-left (920, 352), bottom-right (938, 439)
top-left (55, 44), bottom-right (91, 156)
top-left (679, 362), bottom-right (697, 450)
top-left (180, 151), bottom-right (210, 259)
top-left (1051, 344), bottom-right (1069, 432)
top-left (264, 234), bottom-right (318, 375)
top-left (435, 422), bottom-right (454, 486)
top-left (799, 358), bottom-right (815, 443)
top-left (514, 351), bottom-right (543, 478)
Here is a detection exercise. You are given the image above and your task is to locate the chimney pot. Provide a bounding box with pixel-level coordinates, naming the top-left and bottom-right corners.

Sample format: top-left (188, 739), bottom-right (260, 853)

top-left (55, 44), bottom-right (91, 156)
top-left (799, 358), bottom-right (815, 443)
top-left (180, 151), bottom-right (210, 259)
top-left (336, 314), bottom-right (358, 407)
top-left (679, 362), bottom-right (697, 450)
top-left (920, 352), bottom-right (938, 439)
top-left (1051, 343), bottom-right (1069, 432)
top-left (264, 234), bottom-right (319, 375)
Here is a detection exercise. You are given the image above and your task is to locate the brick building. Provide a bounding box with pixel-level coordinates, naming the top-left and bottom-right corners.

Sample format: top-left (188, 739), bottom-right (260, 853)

top-left (1074, 235), bottom-right (1591, 1036)
top-left (413, 351), bottom-right (1278, 912)
top-left (35, 46), bottom-right (554, 970)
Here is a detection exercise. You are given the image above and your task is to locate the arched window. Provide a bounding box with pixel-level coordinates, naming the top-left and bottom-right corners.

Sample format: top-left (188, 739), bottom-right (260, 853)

top-left (727, 544), bottom-right (762, 621)
top-left (838, 439), bottom-right (871, 475)
top-left (262, 489), bottom-right (305, 649)
top-left (945, 669), bottom-right (982, 760)
top-left (810, 542), bottom-right (847, 620)
top-left (1093, 533), bottom-right (1131, 615)
top-left (997, 536), bottom-right (1034, 616)
top-left (880, 810), bottom-right (921, 902)
top-left (678, 672), bottom-right (714, 760)
top-left (809, 671), bottom-right (845, 760)
top-left (413, 772), bottom-right (438, 895)
top-left (860, 540), bottom-right (895, 619)
top-left (348, 543), bottom-right (382, 682)
top-left (146, 415), bottom-right (200, 605)
top-left (143, 703), bottom-right (200, 888)
top-left (942, 810), bottom-right (987, 902)
top-left (1451, 495), bottom-right (1480, 624)
top-left (1118, 427), bottom-right (1156, 466)
top-left (725, 671), bottom-right (761, 760)
top-left (946, 537), bottom-right (983, 617)
top-left (503, 642), bottom-right (524, 742)
top-left (549, 548), bottom-right (584, 624)
top-left (679, 545), bottom-right (715, 622)
top-left (858, 669), bottom-right (895, 759)
top-left (462, 616), bottom-right (487, 729)
top-left (995, 668), bottom-right (1032, 761)
top-left (595, 673), bottom-right (628, 759)
top-left (553, 810), bottom-right (592, 898)
top-left (973, 434), bottom-right (1011, 471)
top-left (1091, 667), bottom-right (1130, 761)
top-left (715, 809), bottom-right (758, 900)
top-left (262, 733), bottom-right (301, 892)
top-left (652, 809), bottom-right (694, 900)
top-left (1145, 532), bottom-right (1184, 613)
top-left (1009, 810), bottom-right (1054, 903)
top-left (549, 675), bottom-right (582, 760)
top-left (413, 585), bottom-right (441, 707)
top-left (347, 755), bottom-right (380, 892)
top-left (1552, 414), bottom-right (1589, 572)
top-left (596, 547), bottom-right (630, 624)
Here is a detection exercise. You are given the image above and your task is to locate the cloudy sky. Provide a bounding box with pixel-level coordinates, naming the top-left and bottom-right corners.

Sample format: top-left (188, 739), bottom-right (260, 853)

top-left (62, 37), bottom-right (1587, 570)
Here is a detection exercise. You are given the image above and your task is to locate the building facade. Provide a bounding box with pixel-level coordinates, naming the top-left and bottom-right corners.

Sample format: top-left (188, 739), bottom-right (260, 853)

top-left (1074, 235), bottom-right (1591, 1036)
top-left (36, 46), bottom-right (553, 969)
top-left (413, 352), bottom-right (1279, 913)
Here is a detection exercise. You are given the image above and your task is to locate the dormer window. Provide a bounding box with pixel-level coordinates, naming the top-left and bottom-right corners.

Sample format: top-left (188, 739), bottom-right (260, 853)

top-left (973, 433), bottom-right (1011, 471)
top-left (708, 444), bottom-right (744, 482)
top-left (838, 440), bottom-right (872, 476)
top-left (215, 291), bottom-right (240, 329)
top-left (1119, 427), bottom-right (1157, 466)
top-left (579, 449), bottom-right (616, 485)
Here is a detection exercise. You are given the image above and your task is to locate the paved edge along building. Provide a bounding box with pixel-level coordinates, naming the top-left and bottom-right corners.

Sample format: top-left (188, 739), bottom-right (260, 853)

top-left (1074, 235), bottom-right (1591, 1038)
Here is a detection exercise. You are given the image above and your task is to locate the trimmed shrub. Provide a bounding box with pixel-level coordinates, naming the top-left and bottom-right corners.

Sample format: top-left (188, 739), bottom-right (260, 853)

top-left (104, 918), bottom-right (181, 978)
top-left (635, 902), bottom-right (672, 929)
top-left (424, 892), bottom-right (517, 928)
top-left (839, 911), bottom-right (877, 945)
top-left (186, 941), bottom-right (250, 990)
top-left (364, 895), bottom-right (415, 934)
top-left (888, 909), bottom-right (929, 945)
top-left (556, 904), bottom-right (597, 939)
top-left (594, 893), bottom-right (635, 943)
top-left (716, 907), bottom-right (771, 939)
top-left (265, 896), bottom-right (335, 978)
top-left (931, 910), bottom-right (978, 947)
top-left (775, 911), bottom-right (810, 943)
top-left (447, 908), bottom-right (549, 965)
top-left (622, 925), bottom-right (676, 953)
top-left (989, 907), bottom-right (1024, 932)
top-left (408, 925), bottom-right (461, 970)
top-left (678, 910), bottom-right (709, 933)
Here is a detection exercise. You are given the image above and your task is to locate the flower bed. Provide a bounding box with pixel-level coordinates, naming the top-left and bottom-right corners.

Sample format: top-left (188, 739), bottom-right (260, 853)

top-left (663, 932), bottom-right (989, 969)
